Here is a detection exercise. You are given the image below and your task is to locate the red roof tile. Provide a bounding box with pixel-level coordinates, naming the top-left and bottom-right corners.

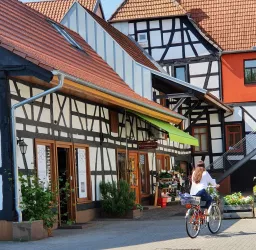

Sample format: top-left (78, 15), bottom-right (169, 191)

top-left (26, 0), bottom-right (98, 22)
top-left (109, 0), bottom-right (186, 23)
top-left (109, 0), bottom-right (256, 51)
top-left (0, 0), bottom-right (180, 119)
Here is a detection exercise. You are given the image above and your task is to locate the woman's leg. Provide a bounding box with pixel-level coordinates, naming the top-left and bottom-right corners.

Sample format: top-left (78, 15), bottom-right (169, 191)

top-left (195, 189), bottom-right (212, 209)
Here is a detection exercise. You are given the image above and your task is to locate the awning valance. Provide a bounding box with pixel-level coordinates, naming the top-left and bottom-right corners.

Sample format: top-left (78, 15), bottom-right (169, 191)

top-left (134, 112), bottom-right (199, 146)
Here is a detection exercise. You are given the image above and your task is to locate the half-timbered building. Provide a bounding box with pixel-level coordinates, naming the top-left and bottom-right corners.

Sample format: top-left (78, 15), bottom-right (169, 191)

top-left (28, 0), bottom-right (233, 194)
top-left (0, 0), bottom-right (203, 223)
top-left (109, 0), bottom-right (256, 194)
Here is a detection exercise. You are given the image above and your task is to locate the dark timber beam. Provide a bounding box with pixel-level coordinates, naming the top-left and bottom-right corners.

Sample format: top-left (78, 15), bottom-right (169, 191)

top-left (173, 97), bottom-right (187, 111)
top-left (154, 93), bottom-right (194, 100)
top-left (0, 71), bottom-right (14, 221)
top-left (185, 107), bottom-right (207, 132)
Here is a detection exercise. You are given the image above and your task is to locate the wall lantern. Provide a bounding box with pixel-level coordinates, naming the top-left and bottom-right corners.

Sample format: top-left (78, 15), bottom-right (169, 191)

top-left (17, 138), bottom-right (28, 155)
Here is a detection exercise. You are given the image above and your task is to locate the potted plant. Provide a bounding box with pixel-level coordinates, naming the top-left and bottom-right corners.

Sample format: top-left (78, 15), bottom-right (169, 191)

top-left (100, 180), bottom-right (142, 219)
top-left (13, 174), bottom-right (58, 241)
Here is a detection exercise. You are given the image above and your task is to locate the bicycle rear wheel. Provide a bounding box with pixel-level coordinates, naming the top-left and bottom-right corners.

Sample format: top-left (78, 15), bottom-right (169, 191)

top-left (208, 205), bottom-right (222, 234)
top-left (185, 208), bottom-right (201, 238)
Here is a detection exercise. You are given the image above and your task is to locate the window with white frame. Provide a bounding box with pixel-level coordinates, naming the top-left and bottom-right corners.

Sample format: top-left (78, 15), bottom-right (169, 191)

top-left (138, 33), bottom-right (148, 43)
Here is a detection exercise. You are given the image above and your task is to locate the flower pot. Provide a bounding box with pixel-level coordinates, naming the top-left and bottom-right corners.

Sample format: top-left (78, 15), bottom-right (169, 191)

top-left (12, 220), bottom-right (48, 241)
top-left (157, 198), bottom-right (168, 208)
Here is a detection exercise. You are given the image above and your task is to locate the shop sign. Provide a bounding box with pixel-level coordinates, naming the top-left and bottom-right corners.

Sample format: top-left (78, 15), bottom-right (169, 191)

top-left (138, 140), bottom-right (158, 150)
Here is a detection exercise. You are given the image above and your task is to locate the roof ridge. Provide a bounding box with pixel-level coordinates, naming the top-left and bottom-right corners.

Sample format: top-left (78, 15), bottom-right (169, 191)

top-left (170, 0), bottom-right (186, 14)
top-left (108, 0), bottom-right (127, 22)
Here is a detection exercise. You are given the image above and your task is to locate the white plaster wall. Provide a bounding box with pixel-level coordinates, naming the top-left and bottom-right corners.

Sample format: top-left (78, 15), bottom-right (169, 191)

top-left (124, 54), bottom-right (133, 88)
top-left (150, 30), bottom-right (162, 47)
top-left (52, 94), bottom-right (70, 127)
top-left (163, 32), bottom-right (171, 45)
top-left (243, 106), bottom-right (256, 132)
top-left (190, 77), bottom-right (205, 89)
top-left (115, 44), bottom-right (124, 79)
top-left (143, 68), bottom-right (152, 100)
top-left (194, 44), bottom-right (210, 56)
top-left (188, 30), bottom-right (198, 41)
top-left (136, 21), bottom-right (147, 30)
top-left (134, 64), bottom-right (143, 96)
top-left (211, 61), bottom-right (219, 73)
top-left (211, 139), bottom-right (223, 153)
top-left (210, 113), bottom-right (220, 125)
top-left (208, 75), bottom-right (219, 89)
top-left (175, 18), bottom-right (181, 29)
top-left (173, 31), bottom-right (181, 43)
top-left (151, 48), bottom-right (165, 61)
top-left (185, 45), bottom-right (195, 58)
top-left (105, 35), bottom-right (115, 69)
top-left (210, 127), bottom-right (222, 139)
top-left (225, 107), bottom-right (242, 122)
top-left (150, 20), bottom-right (160, 29)
top-left (96, 24), bottom-right (105, 59)
top-left (112, 22), bottom-right (129, 35)
top-left (165, 46), bottom-right (182, 60)
top-left (128, 23), bottom-right (135, 35)
top-left (189, 62), bottom-right (209, 75)
top-left (162, 19), bottom-right (172, 30)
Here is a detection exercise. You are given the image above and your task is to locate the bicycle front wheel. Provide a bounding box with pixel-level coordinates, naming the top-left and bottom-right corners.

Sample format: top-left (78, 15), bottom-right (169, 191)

top-left (185, 208), bottom-right (201, 238)
top-left (208, 205), bottom-right (222, 234)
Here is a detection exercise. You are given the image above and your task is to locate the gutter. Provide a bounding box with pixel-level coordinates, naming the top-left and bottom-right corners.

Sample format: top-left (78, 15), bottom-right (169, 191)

top-left (11, 73), bottom-right (64, 222)
top-left (52, 70), bottom-right (186, 121)
top-left (221, 49), bottom-right (256, 55)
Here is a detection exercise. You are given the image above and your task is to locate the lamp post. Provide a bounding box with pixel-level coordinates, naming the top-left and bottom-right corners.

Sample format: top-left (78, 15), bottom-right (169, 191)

top-left (17, 139), bottom-right (28, 155)
top-left (17, 138), bottom-right (30, 187)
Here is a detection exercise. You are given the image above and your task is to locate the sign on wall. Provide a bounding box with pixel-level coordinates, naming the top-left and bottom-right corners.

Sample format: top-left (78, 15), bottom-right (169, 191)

top-left (76, 148), bottom-right (87, 198)
top-left (138, 141), bottom-right (158, 150)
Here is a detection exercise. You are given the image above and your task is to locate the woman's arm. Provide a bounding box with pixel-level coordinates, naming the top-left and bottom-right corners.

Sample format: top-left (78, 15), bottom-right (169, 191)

top-left (205, 171), bottom-right (216, 186)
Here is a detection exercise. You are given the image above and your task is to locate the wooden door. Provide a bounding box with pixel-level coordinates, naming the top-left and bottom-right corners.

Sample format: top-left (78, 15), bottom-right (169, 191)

top-left (128, 153), bottom-right (140, 204)
top-left (55, 142), bottom-right (76, 225)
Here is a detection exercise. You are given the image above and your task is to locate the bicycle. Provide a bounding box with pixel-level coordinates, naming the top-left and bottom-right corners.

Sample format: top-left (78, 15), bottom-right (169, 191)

top-left (180, 187), bottom-right (222, 239)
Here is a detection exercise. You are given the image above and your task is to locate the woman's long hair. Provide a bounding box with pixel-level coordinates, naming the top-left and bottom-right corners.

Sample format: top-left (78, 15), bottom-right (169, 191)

top-left (193, 161), bottom-right (205, 184)
top-left (193, 167), bottom-right (205, 184)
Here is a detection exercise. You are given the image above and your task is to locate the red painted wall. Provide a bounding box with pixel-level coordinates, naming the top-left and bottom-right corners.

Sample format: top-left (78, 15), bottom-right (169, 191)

top-left (222, 52), bottom-right (256, 103)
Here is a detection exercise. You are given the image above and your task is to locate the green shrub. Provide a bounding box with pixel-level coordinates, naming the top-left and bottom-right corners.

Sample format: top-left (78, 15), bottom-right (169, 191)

top-left (19, 174), bottom-right (58, 229)
top-left (99, 180), bottom-right (136, 216)
top-left (224, 192), bottom-right (253, 205)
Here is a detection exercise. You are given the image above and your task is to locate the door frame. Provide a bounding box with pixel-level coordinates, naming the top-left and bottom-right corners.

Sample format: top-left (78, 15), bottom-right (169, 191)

top-left (116, 149), bottom-right (150, 203)
top-left (128, 151), bottom-right (140, 204)
top-left (55, 141), bottom-right (76, 225)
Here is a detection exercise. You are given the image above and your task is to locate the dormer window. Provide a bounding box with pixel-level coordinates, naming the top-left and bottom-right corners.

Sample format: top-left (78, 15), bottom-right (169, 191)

top-left (50, 21), bottom-right (83, 51)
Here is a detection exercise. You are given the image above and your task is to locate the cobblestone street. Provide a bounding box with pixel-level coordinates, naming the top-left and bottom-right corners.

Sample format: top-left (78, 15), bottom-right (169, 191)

top-left (1, 206), bottom-right (256, 250)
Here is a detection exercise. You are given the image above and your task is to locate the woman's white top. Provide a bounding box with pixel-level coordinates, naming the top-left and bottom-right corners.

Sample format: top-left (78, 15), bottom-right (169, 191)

top-left (190, 171), bottom-right (216, 195)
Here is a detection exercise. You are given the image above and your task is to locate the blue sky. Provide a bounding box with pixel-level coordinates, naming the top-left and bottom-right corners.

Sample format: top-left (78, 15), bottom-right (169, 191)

top-left (21, 0), bottom-right (123, 20)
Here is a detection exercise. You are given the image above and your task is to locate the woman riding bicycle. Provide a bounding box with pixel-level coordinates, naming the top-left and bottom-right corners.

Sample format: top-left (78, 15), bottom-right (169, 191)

top-left (190, 160), bottom-right (220, 214)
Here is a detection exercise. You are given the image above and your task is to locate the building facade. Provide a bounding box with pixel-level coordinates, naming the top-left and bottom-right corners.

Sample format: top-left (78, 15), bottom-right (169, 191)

top-left (109, 0), bottom-right (256, 193)
top-left (0, 0), bottom-right (199, 223)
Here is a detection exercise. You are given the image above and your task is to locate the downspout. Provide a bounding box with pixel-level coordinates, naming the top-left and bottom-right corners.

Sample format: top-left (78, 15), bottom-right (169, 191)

top-left (11, 73), bottom-right (64, 222)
